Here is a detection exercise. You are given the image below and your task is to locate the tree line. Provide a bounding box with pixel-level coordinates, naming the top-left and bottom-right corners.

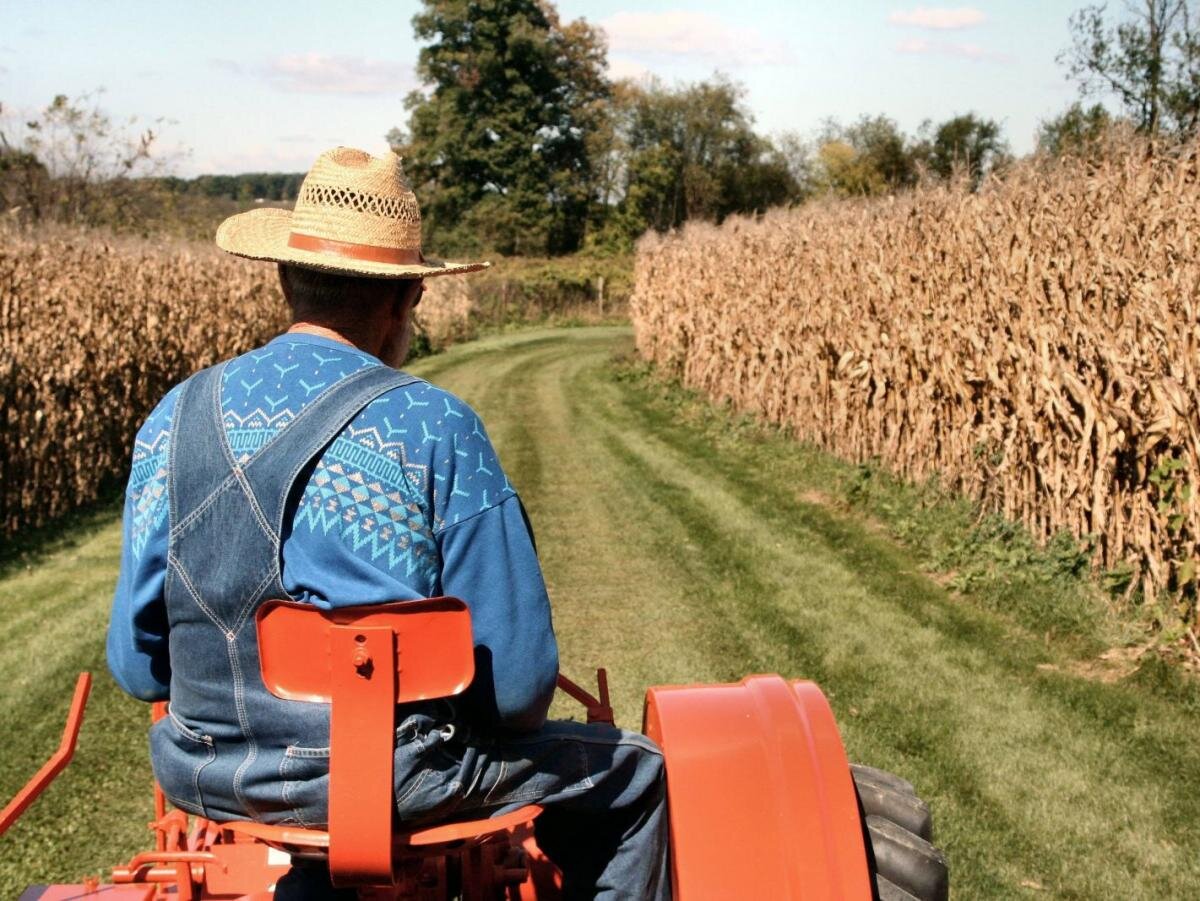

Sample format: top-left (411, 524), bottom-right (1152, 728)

top-left (3, 1), bottom-right (1199, 252)
top-left (393, 0), bottom-right (1200, 257)
top-left (389, 0), bottom-right (1012, 256)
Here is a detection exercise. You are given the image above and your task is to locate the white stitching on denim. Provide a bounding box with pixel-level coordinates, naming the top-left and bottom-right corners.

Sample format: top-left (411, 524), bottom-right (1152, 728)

top-left (483, 759), bottom-right (508, 806)
top-left (169, 472), bottom-right (239, 539)
top-left (167, 706), bottom-right (213, 745)
top-left (231, 464), bottom-right (279, 544)
top-left (192, 742), bottom-right (216, 817)
top-left (208, 372), bottom-right (279, 545)
top-left (577, 740), bottom-right (595, 789)
top-left (226, 637), bottom-right (261, 820)
top-left (170, 363), bottom-right (238, 538)
top-left (167, 555), bottom-right (229, 633)
top-left (286, 746), bottom-right (332, 758)
top-left (395, 767), bottom-right (432, 808)
top-left (280, 753), bottom-right (317, 829)
top-left (167, 377), bottom-right (186, 533)
top-left (229, 567), bottom-right (278, 641)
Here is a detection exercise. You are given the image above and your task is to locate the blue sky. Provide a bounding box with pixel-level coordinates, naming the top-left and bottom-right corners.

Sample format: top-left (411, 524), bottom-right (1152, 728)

top-left (1, 1), bottom-right (1084, 175)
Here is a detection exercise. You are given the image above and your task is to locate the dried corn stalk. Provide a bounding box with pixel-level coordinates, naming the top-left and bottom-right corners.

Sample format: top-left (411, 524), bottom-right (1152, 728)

top-left (0, 224), bottom-right (477, 537)
top-left (631, 144), bottom-right (1200, 612)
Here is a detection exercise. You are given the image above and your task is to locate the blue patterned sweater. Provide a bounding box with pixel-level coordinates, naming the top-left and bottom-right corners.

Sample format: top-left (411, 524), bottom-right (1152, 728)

top-left (107, 333), bottom-right (559, 730)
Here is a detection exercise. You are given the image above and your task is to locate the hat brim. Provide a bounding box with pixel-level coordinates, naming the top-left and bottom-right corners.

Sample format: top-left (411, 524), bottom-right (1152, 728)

top-left (216, 208), bottom-right (490, 278)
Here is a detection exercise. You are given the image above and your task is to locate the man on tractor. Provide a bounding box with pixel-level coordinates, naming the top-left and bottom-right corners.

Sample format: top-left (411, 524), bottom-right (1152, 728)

top-left (106, 146), bottom-right (670, 900)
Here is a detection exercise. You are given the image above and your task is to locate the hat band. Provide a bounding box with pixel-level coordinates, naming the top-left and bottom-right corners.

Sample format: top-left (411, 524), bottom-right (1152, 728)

top-left (288, 232), bottom-right (425, 265)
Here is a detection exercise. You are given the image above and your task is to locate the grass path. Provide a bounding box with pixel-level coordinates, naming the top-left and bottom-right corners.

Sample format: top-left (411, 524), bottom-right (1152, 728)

top-left (2, 326), bottom-right (1198, 898)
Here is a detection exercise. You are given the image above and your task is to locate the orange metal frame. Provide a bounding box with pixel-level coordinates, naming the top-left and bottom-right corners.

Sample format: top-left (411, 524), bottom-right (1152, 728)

top-left (0, 672), bottom-right (90, 838)
top-left (3, 606), bottom-right (874, 899)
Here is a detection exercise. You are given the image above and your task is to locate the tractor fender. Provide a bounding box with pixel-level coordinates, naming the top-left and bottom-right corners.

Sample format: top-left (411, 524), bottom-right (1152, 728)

top-left (643, 674), bottom-right (872, 900)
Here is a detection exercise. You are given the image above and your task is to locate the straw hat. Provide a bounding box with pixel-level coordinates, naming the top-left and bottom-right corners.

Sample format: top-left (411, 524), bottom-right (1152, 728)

top-left (216, 146), bottom-right (488, 278)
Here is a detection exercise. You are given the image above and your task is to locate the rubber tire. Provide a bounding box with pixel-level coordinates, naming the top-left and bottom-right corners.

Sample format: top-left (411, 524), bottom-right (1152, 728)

top-left (854, 771), bottom-right (934, 841)
top-left (864, 816), bottom-right (948, 901)
top-left (852, 766), bottom-right (948, 901)
top-left (876, 875), bottom-right (921, 901)
top-left (852, 763), bottom-right (915, 797)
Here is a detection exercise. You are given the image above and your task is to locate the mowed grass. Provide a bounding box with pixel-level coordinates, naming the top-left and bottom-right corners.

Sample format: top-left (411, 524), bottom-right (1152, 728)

top-left (2, 326), bottom-right (1198, 898)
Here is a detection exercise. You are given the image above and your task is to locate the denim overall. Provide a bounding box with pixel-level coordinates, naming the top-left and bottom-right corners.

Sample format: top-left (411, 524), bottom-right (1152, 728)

top-left (151, 357), bottom-right (672, 897)
top-left (150, 360), bottom-right (418, 824)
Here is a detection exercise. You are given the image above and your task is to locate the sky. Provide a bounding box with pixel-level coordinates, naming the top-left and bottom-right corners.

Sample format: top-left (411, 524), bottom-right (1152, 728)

top-left (0, 1), bottom-right (1086, 176)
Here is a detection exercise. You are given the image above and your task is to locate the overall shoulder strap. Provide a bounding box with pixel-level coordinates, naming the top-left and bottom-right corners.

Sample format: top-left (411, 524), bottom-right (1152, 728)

top-left (242, 365), bottom-right (421, 539)
top-left (168, 362), bottom-right (236, 529)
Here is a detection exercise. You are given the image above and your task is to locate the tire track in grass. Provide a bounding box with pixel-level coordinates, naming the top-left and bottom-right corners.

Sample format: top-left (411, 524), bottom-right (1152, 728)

top-left (454, 330), bottom-right (726, 718)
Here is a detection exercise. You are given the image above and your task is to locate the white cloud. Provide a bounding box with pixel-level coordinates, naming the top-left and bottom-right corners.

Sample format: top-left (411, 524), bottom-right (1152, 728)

top-left (896, 37), bottom-right (1008, 62)
top-left (600, 11), bottom-right (793, 67)
top-left (264, 54), bottom-right (416, 96)
top-left (607, 55), bottom-right (650, 81)
top-left (212, 54), bottom-right (415, 96)
top-left (889, 7), bottom-right (986, 30)
top-left (897, 37), bottom-right (933, 54)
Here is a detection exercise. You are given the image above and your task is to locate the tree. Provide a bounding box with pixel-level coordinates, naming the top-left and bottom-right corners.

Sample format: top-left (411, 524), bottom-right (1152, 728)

top-left (807, 115), bottom-right (918, 197)
top-left (0, 93), bottom-right (167, 226)
top-left (1059, 1), bottom-right (1200, 137)
top-left (914, 113), bottom-right (1009, 187)
top-left (1037, 101), bottom-right (1117, 156)
top-left (606, 75), bottom-right (798, 239)
top-left (394, 0), bottom-right (609, 256)
top-left (834, 116), bottom-right (918, 190)
top-left (813, 140), bottom-right (888, 196)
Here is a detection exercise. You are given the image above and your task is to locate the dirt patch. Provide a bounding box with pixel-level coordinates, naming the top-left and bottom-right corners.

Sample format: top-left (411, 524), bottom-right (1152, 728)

top-left (797, 488), bottom-right (836, 507)
top-left (1036, 642), bottom-right (1154, 684)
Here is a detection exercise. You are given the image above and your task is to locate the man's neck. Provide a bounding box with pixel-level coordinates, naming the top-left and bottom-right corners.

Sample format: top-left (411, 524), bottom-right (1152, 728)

top-left (286, 321), bottom-right (380, 357)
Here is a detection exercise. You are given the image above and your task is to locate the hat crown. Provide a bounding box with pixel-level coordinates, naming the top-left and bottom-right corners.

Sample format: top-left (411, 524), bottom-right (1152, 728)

top-left (289, 147), bottom-right (423, 251)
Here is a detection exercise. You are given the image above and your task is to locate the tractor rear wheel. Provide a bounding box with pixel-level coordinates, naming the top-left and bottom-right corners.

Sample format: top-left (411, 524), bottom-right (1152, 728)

top-left (853, 765), bottom-right (948, 901)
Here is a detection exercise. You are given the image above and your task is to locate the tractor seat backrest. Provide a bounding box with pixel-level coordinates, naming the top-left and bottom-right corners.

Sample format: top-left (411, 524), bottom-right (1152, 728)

top-left (257, 596), bottom-right (475, 704)
top-left (254, 596), bottom-right (475, 886)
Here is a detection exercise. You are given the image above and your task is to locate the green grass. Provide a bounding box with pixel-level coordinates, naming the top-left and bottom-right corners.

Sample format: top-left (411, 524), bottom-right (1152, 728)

top-left (2, 326), bottom-right (1198, 898)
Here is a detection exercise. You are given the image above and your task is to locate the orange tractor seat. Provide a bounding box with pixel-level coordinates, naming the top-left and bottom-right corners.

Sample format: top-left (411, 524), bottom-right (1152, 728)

top-left (223, 596), bottom-right (543, 889)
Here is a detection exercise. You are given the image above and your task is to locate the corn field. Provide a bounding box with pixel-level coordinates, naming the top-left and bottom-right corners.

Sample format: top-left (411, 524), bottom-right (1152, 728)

top-left (0, 225), bottom-right (469, 536)
top-left (631, 144), bottom-right (1200, 615)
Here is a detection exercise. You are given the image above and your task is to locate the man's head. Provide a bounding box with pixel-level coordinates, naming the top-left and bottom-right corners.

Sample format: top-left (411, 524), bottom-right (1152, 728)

top-left (278, 263), bottom-right (424, 367)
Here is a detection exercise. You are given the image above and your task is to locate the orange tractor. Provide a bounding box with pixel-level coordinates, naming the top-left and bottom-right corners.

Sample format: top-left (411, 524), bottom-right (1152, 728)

top-left (2, 597), bottom-right (947, 900)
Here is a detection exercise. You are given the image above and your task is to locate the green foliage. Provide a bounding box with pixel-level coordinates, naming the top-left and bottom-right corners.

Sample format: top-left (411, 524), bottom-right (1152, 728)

top-left (813, 115), bottom-right (917, 196)
top-left (396, 0), bottom-right (609, 256)
top-left (393, 8), bottom-right (801, 257)
top-left (844, 461), bottom-right (1104, 642)
top-left (814, 140), bottom-right (887, 196)
top-left (608, 75), bottom-right (799, 238)
top-left (1037, 101), bottom-right (1116, 156)
top-left (1059, 1), bottom-right (1200, 137)
top-left (156, 172), bottom-right (305, 202)
top-left (794, 112), bottom-right (1009, 198)
top-left (466, 252), bottom-right (632, 326)
top-left (1148, 455), bottom-right (1197, 609)
top-left (913, 113), bottom-right (1010, 187)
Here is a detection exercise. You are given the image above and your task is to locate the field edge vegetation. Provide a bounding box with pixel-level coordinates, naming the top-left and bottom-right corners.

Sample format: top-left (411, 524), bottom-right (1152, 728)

top-left (615, 351), bottom-right (1200, 687)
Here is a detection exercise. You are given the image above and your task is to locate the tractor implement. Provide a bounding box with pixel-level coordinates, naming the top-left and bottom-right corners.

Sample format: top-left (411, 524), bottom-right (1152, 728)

top-left (2, 599), bottom-right (947, 899)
